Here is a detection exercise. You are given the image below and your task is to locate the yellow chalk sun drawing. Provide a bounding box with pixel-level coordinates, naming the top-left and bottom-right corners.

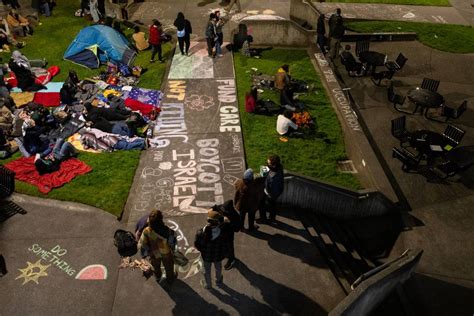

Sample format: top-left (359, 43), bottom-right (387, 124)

top-left (16, 259), bottom-right (51, 285)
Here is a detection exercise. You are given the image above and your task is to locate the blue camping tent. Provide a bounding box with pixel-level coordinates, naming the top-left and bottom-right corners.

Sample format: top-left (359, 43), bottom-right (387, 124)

top-left (64, 25), bottom-right (136, 69)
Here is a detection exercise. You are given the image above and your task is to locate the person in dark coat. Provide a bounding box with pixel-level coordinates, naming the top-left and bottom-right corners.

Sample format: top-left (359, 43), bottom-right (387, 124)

top-left (234, 168), bottom-right (263, 231)
top-left (195, 209), bottom-right (229, 289)
top-left (328, 8), bottom-right (345, 59)
top-left (205, 13), bottom-right (217, 58)
top-left (213, 200), bottom-right (241, 270)
top-left (174, 12), bottom-right (192, 56)
top-left (260, 154), bottom-right (284, 222)
top-left (316, 14), bottom-right (327, 54)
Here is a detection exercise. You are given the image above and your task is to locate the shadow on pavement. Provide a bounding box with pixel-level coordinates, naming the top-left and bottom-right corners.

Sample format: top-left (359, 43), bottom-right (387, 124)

top-left (168, 279), bottom-right (228, 315)
top-left (235, 261), bottom-right (327, 315)
top-left (210, 284), bottom-right (276, 314)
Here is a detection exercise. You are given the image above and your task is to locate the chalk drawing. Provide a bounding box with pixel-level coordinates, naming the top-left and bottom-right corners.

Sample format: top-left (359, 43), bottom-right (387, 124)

top-left (231, 134), bottom-right (241, 153)
top-left (141, 167), bottom-right (163, 179)
top-left (27, 244), bottom-right (76, 277)
top-left (184, 94), bottom-right (215, 111)
top-left (75, 264), bottom-right (108, 280)
top-left (153, 151), bottom-right (164, 162)
top-left (167, 219), bottom-right (189, 248)
top-left (223, 174), bottom-right (239, 186)
top-left (403, 12), bottom-right (416, 19)
top-left (159, 162), bottom-right (173, 170)
top-left (16, 259), bottom-right (50, 285)
top-left (221, 157), bottom-right (245, 173)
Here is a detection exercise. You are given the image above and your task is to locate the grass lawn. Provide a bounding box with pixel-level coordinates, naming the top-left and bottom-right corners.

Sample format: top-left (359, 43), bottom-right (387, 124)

top-left (346, 21), bottom-right (474, 54)
top-left (324, 0), bottom-right (450, 6)
top-left (234, 50), bottom-right (361, 190)
top-left (0, 0), bottom-right (172, 216)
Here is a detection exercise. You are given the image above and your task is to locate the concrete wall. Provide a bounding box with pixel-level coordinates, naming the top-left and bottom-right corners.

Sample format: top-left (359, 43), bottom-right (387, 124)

top-left (241, 19), bottom-right (310, 47)
top-left (289, 0), bottom-right (321, 27)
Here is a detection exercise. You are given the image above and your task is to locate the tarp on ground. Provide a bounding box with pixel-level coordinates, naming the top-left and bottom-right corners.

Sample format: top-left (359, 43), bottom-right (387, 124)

top-left (63, 25), bottom-right (136, 69)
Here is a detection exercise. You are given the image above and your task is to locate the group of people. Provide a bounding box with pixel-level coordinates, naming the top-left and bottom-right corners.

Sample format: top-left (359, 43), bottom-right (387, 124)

top-left (133, 154), bottom-right (285, 289)
top-left (316, 8), bottom-right (345, 59)
top-left (205, 10), bottom-right (227, 58)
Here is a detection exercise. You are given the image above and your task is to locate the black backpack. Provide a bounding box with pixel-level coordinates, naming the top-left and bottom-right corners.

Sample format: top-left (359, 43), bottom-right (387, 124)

top-left (194, 228), bottom-right (206, 252)
top-left (114, 229), bottom-right (138, 257)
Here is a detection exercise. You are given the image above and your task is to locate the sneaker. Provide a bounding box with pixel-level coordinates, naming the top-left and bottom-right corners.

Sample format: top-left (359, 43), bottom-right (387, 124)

top-left (200, 279), bottom-right (211, 289)
top-left (159, 59), bottom-right (165, 63)
top-left (218, 54), bottom-right (224, 57)
top-left (224, 259), bottom-right (236, 270)
top-left (150, 59), bottom-right (155, 63)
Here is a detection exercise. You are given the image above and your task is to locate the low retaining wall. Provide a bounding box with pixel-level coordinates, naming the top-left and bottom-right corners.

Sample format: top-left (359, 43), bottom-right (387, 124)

top-left (241, 19), bottom-right (310, 47)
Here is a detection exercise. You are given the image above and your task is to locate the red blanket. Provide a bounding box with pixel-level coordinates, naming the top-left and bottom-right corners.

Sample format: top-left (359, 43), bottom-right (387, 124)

top-left (33, 92), bottom-right (61, 107)
top-left (4, 156), bottom-right (92, 194)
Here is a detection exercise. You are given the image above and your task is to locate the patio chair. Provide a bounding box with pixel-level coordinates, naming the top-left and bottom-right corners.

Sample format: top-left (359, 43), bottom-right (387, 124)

top-left (391, 115), bottom-right (411, 148)
top-left (442, 124), bottom-right (465, 148)
top-left (340, 52), bottom-right (363, 77)
top-left (355, 41), bottom-right (370, 57)
top-left (420, 78), bottom-right (440, 92)
top-left (387, 82), bottom-right (407, 111)
top-left (371, 70), bottom-right (395, 86)
top-left (442, 100), bottom-right (467, 122)
top-left (392, 147), bottom-right (420, 172)
top-left (385, 53), bottom-right (408, 72)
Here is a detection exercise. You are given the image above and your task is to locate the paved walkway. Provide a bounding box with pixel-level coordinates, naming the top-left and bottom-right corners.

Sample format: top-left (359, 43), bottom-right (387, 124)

top-left (0, 42), bottom-right (344, 315)
top-left (313, 1), bottom-right (472, 26)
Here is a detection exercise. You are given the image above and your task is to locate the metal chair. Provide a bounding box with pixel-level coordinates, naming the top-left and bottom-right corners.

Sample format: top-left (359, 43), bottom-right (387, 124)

top-left (442, 100), bottom-right (467, 122)
top-left (392, 147), bottom-right (420, 172)
top-left (442, 125), bottom-right (465, 148)
top-left (420, 78), bottom-right (440, 92)
top-left (371, 70), bottom-right (395, 86)
top-left (391, 116), bottom-right (411, 148)
top-left (387, 82), bottom-right (407, 112)
top-left (385, 53), bottom-right (408, 72)
top-left (355, 41), bottom-right (370, 57)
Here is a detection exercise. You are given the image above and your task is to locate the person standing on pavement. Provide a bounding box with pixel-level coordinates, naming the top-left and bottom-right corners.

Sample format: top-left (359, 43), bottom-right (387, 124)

top-left (316, 14), bottom-right (327, 54)
top-left (225, 0), bottom-right (241, 13)
top-left (214, 200), bottom-right (241, 270)
top-left (214, 10), bottom-right (226, 57)
top-left (195, 209), bottom-right (230, 289)
top-left (205, 13), bottom-right (217, 58)
top-left (174, 12), bottom-right (192, 56)
top-left (149, 19), bottom-right (164, 63)
top-left (234, 168), bottom-right (262, 231)
top-left (260, 154), bottom-right (284, 222)
top-left (328, 8), bottom-right (344, 60)
top-left (138, 210), bottom-right (176, 285)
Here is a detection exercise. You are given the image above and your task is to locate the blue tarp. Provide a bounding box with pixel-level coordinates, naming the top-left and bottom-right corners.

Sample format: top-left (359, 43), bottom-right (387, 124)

top-left (63, 25), bottom-right (136, 69)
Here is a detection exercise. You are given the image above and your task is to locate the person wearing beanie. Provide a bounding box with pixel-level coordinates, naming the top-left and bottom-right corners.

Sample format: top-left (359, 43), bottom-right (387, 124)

top-left (214, 201), bottom-right (241, 270)
top-left (195, 208), bottom-right (230, 289)
top-left (234, 168), bottom-right (264, 231)
top-left (260, 154), bottom-right (284, 222)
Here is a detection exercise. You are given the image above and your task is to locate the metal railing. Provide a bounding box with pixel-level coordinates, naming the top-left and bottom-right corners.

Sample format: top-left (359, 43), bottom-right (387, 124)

top-left (279, 171), bottom-right (398, 219)
top-left (0, 165), bottom-right (15, 200)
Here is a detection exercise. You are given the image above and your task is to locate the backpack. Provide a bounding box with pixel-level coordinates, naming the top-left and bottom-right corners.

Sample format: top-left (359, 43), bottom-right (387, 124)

top-left (256, 99), bottom-right (281, 116)
top-left (194, 228), bottom-right (206, 252)
top-left (177, 28), bottom-right (185, 38)
top-left (114, 229), bottom-right (138, 257)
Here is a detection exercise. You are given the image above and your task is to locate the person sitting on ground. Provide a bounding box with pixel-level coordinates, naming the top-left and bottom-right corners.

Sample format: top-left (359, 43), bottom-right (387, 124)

top-left (7, 9), bottom-right (33, 37)
top-left (276, 109), bottom-right (299, 136)
top-left (241, 35), bottom-right (272, 59)
top-left (245, 87), bottom-right (257, 113)
top-left (132, 26), bottom-right (149, 51)
top-left (34, 138), bottom-right (77, 175)
top-left (8, 51), bottom-right (46, 91)
top-left (274, 64), bottom-right (290, 91)
top-left (60, 71), bottom-right (83, 105)
top-left (340, 45), bottom-right (363, 76)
